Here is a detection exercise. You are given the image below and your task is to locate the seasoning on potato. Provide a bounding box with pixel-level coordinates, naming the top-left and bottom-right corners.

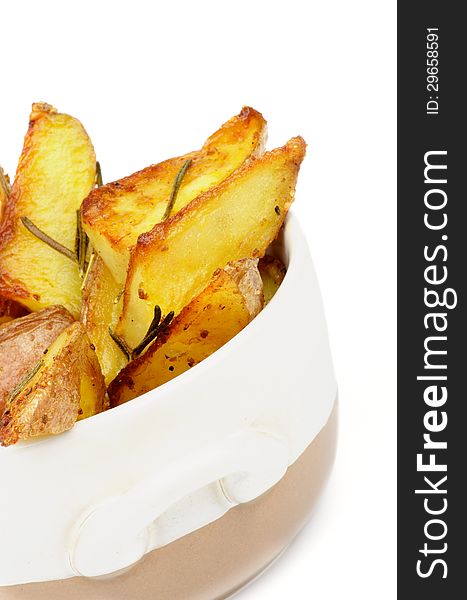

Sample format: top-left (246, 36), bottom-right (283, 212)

top-left (0, 103), bottom-right (301, 445)
top-left (0, 103), bottom-right (96, 318)
top-left (108, 258), bottom-right (263, 406)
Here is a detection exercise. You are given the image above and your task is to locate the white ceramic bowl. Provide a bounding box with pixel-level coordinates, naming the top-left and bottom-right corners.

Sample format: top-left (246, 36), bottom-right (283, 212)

top-left (0, 211), bottom-right (337, 599)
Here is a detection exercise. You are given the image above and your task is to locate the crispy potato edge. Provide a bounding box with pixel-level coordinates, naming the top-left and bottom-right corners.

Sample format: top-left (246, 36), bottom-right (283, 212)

top-left (135, 137), bottom-right (306, 255)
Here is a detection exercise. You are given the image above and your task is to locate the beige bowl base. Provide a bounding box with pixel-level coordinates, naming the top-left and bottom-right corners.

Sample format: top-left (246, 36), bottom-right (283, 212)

top-left (0, 404), bottom-right (337, 600)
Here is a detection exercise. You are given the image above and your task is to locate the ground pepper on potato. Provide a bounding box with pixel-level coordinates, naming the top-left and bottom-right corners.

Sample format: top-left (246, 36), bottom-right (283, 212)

top-left (0, 103), bottom-right (301, 445)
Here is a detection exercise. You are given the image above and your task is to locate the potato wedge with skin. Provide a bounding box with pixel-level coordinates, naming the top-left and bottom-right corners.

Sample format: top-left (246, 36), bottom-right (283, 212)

top-left (0, 103), bottom-right (96, 318)
top-left (118, 137), bottom-right (306, 348)
top-left (81, 107), bottom-right (267, 285)
top-left (0, 321), bottom-right (106, 446)
top-left (258, 256), bottom-right (287, 305)
top-left (0, 296), bottom-right (29, 326)
top-left (81, 254), bottom-right (127, 385)
top-left (0, 305), bottom-right (74, 415)
top-left (108, 259), bottom-right (263, 407)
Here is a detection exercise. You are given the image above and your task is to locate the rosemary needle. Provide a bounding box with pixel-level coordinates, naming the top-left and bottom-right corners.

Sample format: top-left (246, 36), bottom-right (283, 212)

top-left (74, 210), bottom-right (81, 259)
top-left (162, 159), bottom-right (192, 221)
top-left (81, 252), bottom-right (96, 290)
top-left (109, 306), bottom-right (175, 361)
top-left (96, 161), bottom-right (103, 187)
top-left (132, 309), bottom-right (175, 358)
top-left (7, 360), bottom-right (44, 404)
top-left (75, 209), bottom-right (86, 274)
top-left (0, 166), bottom-right (11, 198)
top-left (21, 217), bottom-right (77, 263)
top-left (147, 305), bottom-right (162, 337)
top-left (108, 328), bottom-right (132, 361)
top-left (131, 305), bottom-right (162, 357)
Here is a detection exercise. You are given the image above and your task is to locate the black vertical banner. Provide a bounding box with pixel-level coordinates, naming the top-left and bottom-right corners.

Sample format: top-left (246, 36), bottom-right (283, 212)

top-left (398, 4), bottom-right (466, 597)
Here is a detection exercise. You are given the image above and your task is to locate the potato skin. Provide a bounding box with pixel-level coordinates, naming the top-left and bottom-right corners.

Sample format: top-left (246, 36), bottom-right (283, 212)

top-left (118, 137), bottom-right (306, 348)
top-left (223, 258), bottom-right (264, 318)
top-left (80, 254), bottom-right (127, 385)
top-left (0, 321), bottom-right (106, 446)
top-left (81, 107), bottom-right (267, 285)
top-left (0, 305), bottom-right (74, 416)
top-left (108, 260), bottom-right (263, 407)
top-left (0, 103), bottom-right (96, 317)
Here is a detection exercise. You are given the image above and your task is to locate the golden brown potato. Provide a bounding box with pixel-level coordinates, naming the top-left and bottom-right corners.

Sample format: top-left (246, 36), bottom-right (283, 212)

top-left (258, 256), bottom-right (287, 305)
top-left (108, 259), bottom-right (263, 407)
top-left (81, 107), bottom-right (267, 285)
top-left (0, 321), bottom-right (106, 446)
top-left (0, 296), bottom-right (29, 326)
top-left (81, 254), bottom-right (127, 385)
top-left (0, 305), bottom-right (75, 416)
top-left (118, 137), bottom-right (306, 348)
top-left (0, 103), bottom-right (96, 318)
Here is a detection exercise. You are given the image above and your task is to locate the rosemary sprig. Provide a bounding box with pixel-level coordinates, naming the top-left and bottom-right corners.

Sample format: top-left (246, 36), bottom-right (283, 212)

top-left (162, 159), bottom-right (192, 221)
top-left (75, 208), bottom-right (88, 277)
top-left (21, 217), bottom-right (77, 263)
top-left (7, 359), bottom-right (44, 404)
top-left (74, 210), bottom-right (80, 259)
top-left (75, 209), bottom-right (90, 276)
top-left (0, 166), bottom-right (11, 198)
top-left (108, 305), bottom-right (175, 361)
top-left (96, 161), bottom-right (103, 187)
top-left (108, 328), bottom-right (132, 361)
top-left (132, 307), bottom-right (174, 358)
top-left (131, 305), bottom-right (161, 357)
top-left (81, 251), bottom-right (96, 290)
top-left (147, 305), bottom-right (162, 337)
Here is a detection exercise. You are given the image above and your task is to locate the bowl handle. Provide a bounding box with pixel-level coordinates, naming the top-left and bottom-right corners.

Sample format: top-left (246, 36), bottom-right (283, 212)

top-left (68, 426), bottom-right (289, 578)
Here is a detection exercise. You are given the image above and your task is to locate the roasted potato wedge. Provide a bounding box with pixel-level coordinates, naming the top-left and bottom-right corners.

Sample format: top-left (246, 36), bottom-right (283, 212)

top-left (258, 256), bottom-right (287, 305)
top-left (81, 107), bottom-right (267, 285)
top-left (0, 321), bottom-right (106, 446)
top-left (0, 305), bottom-right (75, 415)
top-left (0, 103), bottom-right (96, 318)
top-left (0, 296), bottom-right (29, 326)
top-left (108, 259), bottom-right (263, 406)
top-left (118, 137), bottom-right (306, 348)
top-left (81, 254), bottom-right (127, 384)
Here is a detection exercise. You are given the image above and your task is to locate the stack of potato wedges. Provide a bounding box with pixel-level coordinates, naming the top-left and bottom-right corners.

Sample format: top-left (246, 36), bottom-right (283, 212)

top-left (0, 103), bottom-right (305, 446)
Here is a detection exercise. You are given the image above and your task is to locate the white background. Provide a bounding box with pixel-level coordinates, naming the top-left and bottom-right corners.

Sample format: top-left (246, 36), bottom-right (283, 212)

top-left (1, 1), bottom-right (396, 597)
